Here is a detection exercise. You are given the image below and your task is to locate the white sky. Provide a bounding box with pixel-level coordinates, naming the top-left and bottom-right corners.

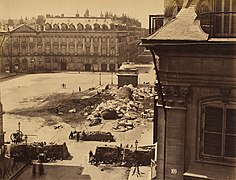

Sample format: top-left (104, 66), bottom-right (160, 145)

top-left (0, 0), bottom-right (164, 28)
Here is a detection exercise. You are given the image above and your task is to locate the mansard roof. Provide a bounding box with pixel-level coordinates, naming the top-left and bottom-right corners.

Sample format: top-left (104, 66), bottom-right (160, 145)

top-left (143, 0), bottom-right (208, 43)
top-left (10, 24), bottom-right (37, 33)
top-left (45, 16), bottom-right (122, 27)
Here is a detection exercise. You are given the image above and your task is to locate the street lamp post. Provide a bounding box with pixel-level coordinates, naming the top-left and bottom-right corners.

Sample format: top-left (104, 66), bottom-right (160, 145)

top-left (9, 31), bottom-right (13, 73)
top-left (18, 122), bottom-right (21, 132)
top-left (135, 140), bottom-right (138, 151)
top-left (99, 72), bottom-right (101, 85)
top-left (132, 140), bottom-right (140, 177)
top-left (111, 72), bottom-right (113, 85)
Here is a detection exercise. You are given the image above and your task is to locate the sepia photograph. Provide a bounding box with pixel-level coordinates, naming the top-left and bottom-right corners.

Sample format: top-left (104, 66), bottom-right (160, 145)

top-left (0, 0), bottom-right (235, 179)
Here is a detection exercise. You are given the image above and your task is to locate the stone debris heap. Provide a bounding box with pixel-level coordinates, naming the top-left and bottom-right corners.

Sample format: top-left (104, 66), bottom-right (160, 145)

top-left (86, 85), bottom-right (154, 131)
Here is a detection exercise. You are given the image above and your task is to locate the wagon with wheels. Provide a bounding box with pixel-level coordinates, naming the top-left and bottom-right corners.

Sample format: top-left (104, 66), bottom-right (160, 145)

top-left (10, 122), bottom-right (37, 144)
top-left (10, 130), bottom-right (24, 143)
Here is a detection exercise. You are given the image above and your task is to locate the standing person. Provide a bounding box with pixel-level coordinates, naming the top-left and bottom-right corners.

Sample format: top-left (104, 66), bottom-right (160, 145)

top-left (76, 132), bottom-right (80, 142)
top-left (89, 151), bottom-right (93, 164)
top-left (132, 158), bottom-right (140, 176)
top-left (69, 131), bottom-right (73, 139)
top-left (132, 140), bottom-right (140, 176)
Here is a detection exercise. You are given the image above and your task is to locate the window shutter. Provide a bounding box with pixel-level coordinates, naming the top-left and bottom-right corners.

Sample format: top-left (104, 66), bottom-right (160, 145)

top-left (226, 109), bottom-right (236, 134)
top-left (205, 106), bottom-right (223, 132)
top-left (203, 106), bottom-right (223, 156)
top-left (225, 108), bottom-right (236, 158)
top-left (204, 133), bottom-right (222, 156)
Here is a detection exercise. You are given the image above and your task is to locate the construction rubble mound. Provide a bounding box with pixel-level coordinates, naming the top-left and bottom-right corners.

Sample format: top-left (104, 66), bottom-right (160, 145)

top-left (10, 85), bottom-right (154, 127)
top-left (86, 85), bottom-right (154, 128)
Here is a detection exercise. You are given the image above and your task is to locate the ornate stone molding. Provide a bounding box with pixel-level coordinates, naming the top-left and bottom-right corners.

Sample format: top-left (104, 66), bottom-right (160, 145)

top-left (159, 85), bottom-right (191, 107)
top-left (164, 85), bottom-right (190, 97)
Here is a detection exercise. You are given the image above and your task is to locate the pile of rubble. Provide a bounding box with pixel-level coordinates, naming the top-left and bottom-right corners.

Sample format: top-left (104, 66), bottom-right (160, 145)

top-left (86, 98), bottom-right (141, 121)
top-left (11, 84), bottom-right (154, 127)
top-left (9, 142), bottom-right (70, 161)
top-left (141, 109), bottom-right (154, 121)
top-left (85, 85), bottom-right (154, 131)
top-left (112, 119), bottom-right (134, 132)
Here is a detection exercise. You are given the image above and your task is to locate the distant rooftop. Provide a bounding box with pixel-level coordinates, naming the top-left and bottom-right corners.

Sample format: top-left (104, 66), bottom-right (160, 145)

top-left (45, 15), bottom-right (122, 26)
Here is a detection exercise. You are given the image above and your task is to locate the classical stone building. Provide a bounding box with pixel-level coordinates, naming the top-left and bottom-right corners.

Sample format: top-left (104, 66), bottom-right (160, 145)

top-left (0, 12), bottom-right (145, 73)
top-left (142, 0), bottom-right (236, 179)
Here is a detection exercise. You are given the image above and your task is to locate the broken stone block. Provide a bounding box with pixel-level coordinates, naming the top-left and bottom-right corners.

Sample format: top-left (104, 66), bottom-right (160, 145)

top-left (101, 109), bottom-right (117, 120)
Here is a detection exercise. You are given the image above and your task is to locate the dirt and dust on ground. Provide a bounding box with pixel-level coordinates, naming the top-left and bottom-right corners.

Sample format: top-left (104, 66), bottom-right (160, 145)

top-left (8, 88), bottom-right (113, 125)
top-left (8, 84), bottom-right (154, 129)
top-left (6, 84), bottom-right (154, 180)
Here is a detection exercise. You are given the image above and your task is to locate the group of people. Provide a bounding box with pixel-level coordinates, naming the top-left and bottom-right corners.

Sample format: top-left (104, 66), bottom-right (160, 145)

top-left (69, 131), bottom-right (80, 141)
top-left (88, 151), bottom-right (96, 165)
top-left (61, 83), bottom-right (82, 92)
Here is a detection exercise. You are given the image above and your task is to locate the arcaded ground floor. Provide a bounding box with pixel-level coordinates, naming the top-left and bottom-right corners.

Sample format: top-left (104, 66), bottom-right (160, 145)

top-left (1, 55), bottom-right (124, 73)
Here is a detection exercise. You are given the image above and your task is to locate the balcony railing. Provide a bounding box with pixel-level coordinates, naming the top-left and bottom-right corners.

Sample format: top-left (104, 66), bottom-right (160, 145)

top-left (148, 12), bottom-right (236, 38)
top-left (149, 15), bottom-right (164, 34)
top-left (199, 11), bottom-right (236, 38)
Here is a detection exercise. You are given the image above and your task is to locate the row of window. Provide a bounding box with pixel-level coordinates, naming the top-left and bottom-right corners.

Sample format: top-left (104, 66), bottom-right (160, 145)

top-left (43, 23), bottom-right (124, 31)
top-left (9, 58), bottom-right (116, 64)
top-left (4, 45), bottom-right (117, 56)
top-left (199, 0), bottom-right (236, 37)
top-left (10, 36), bottom-right (119, 44)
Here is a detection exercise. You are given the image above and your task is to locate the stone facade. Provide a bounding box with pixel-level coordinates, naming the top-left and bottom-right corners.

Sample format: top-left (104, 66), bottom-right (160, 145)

top-left (142, 0), bottom-right (236, 179)
top-left (0, 15), bottom-right (145, 73)
top-left (152, 43), bottom-right (236, 180)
